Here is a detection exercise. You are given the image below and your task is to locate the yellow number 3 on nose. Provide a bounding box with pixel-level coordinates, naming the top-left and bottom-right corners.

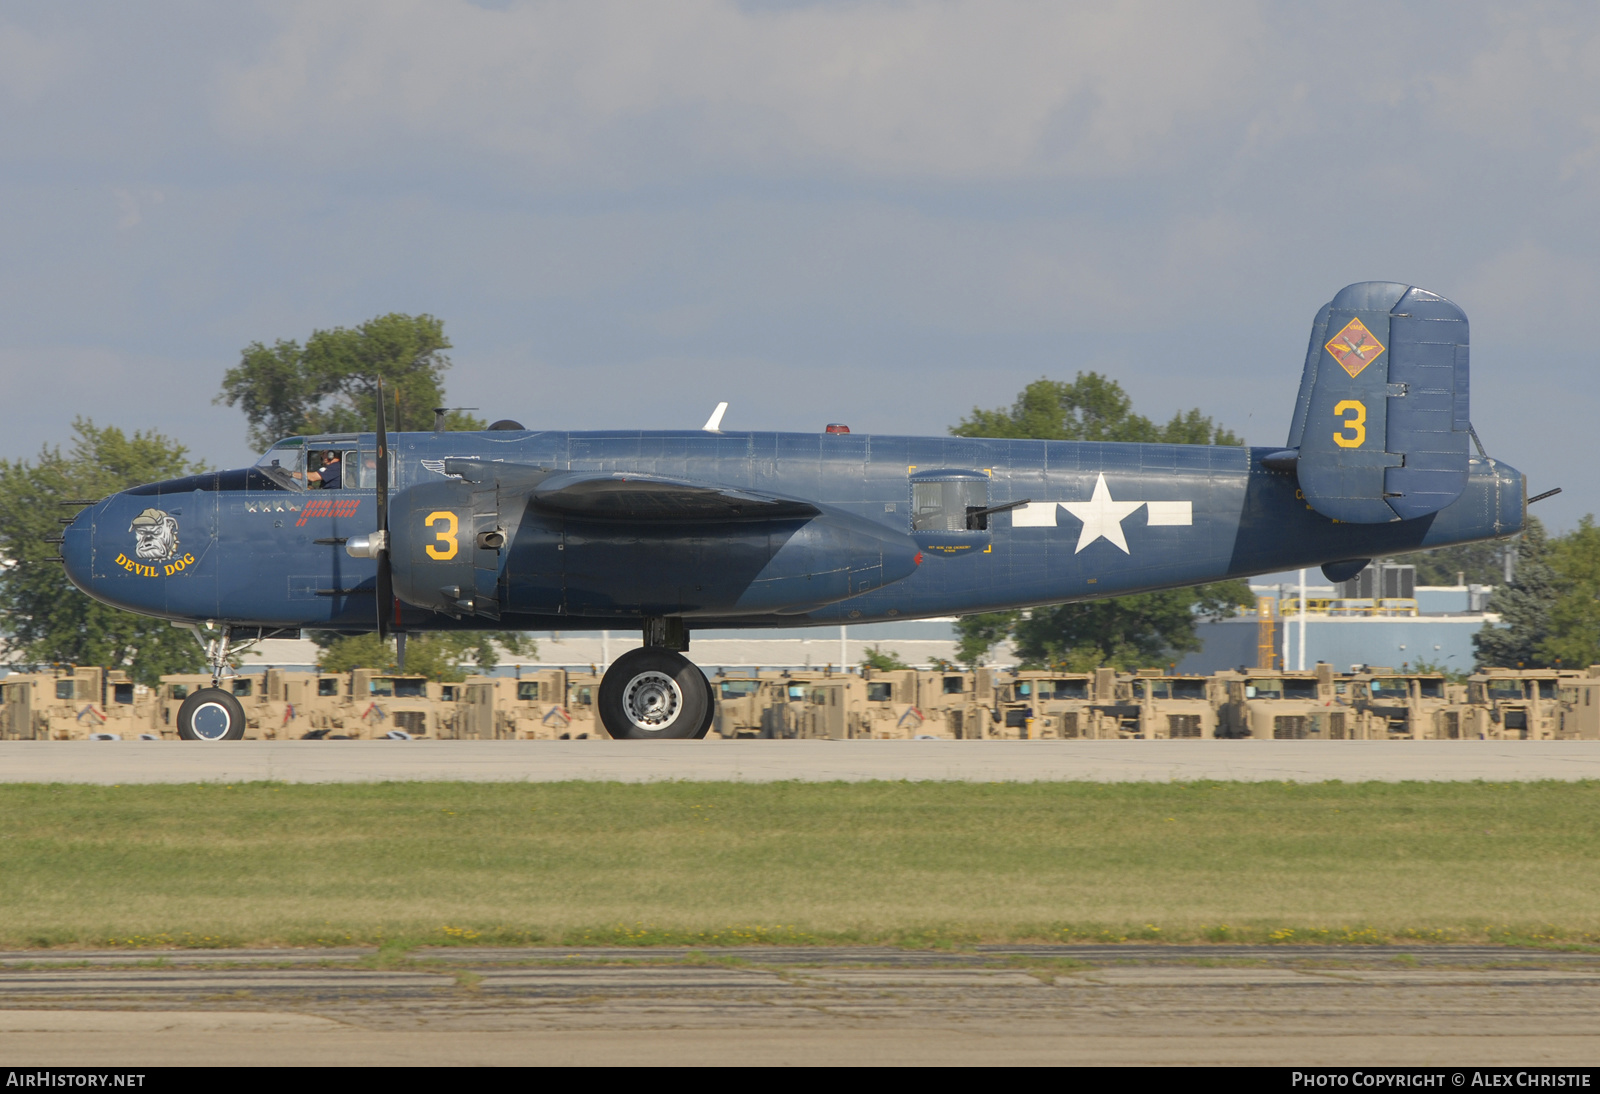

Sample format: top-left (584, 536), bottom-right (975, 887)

top-left (1332, 400), bottom-right (1366, 449)
top-left (425, 511), bottom-right (459, 560)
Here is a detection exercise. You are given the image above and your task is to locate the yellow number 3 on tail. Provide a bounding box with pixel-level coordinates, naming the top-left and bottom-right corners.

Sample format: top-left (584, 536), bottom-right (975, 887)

top-left (424, 511), bottom-right (459, 560)
top-left (1332, 400), bottom-right (1366, 449)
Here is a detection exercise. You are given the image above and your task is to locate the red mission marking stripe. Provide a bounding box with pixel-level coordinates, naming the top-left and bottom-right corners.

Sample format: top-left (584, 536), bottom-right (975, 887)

top-left (294, 498), bottom-right (362, 527)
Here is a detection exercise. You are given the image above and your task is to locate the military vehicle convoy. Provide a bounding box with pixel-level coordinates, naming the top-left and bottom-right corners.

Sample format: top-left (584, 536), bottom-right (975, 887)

top-left (4, 661), bottom-right (1600, 741)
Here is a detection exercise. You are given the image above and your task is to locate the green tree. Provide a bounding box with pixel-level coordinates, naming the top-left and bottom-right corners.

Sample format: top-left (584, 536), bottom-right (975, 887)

top-left (217, 313), bottom-right (483, 450)
top-left (316, 632), bottom-right (536, 682)
top-left (1390, 540), bottom-right (1509, 587)
top-left (950, 372), bottom-right (1246, 666)
top-left (1473, 518), bottom-right (1556, 669)
top-left (954, 612), bottom-right (1020, 667)
top-left (952, 373), bottom-right (1243, 445)
top-left (1010, 582), bottom-right (1251, 671)
top-left (860, 646), bottom-right (910, 671)
top-left (0, 421), bottom-right (207, 685)
top-left (1539, 516), bottom-right (1600, 669)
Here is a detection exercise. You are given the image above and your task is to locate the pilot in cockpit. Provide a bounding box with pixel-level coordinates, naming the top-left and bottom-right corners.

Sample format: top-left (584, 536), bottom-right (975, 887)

top-left (305, 449), bottom-right (342, 489)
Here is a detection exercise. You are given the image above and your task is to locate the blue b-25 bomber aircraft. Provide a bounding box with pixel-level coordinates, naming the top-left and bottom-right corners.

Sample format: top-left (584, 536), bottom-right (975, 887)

top-left (58, 282), bottom-right (1532, 742)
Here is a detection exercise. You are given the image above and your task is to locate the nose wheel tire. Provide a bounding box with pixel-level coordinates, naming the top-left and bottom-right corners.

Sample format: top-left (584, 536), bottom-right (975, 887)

top-left (176, 688), bottom-right (247, 742)
top-left (598, 648), bottom-right (712, 740)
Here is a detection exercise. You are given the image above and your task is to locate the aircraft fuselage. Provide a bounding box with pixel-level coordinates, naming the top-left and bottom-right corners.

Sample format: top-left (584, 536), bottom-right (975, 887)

top-left (60, 429), bottom-right (1525, 635)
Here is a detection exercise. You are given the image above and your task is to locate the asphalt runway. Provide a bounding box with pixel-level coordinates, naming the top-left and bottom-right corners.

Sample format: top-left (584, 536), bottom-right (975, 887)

top-left (1, 738), bottom-right (1598, 784)
top-left (1, 945), bottom-right (1596, 1065)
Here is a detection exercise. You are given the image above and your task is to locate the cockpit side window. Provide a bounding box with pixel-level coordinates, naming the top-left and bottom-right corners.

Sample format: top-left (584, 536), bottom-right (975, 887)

top-left (355, 449), bottom-right (392, 490)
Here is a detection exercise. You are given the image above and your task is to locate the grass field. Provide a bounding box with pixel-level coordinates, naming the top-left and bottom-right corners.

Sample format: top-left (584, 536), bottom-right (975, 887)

top-left (1, 780), bottom-right (1597, 949)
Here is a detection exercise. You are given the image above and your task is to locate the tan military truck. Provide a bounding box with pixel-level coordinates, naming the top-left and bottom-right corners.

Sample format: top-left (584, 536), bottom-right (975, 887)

top-left (710, 673), bottom-right (769, 738)
top-left (910, 668), bottom-right (993, 740)
top-left (1464, 669), bottom-right (1579, 740)
top-left (716, 667), bottom-right (988, 741)
top-left (1349, 671), bottom-right (1469, 739)
top-left (1131, 673), bottom-right (1218, 739)
top-left (0, 674), bottom-right (39, 738)
top-left (89, 670), bottom-right (159, 739)
top-left (787, 670), bottom-right (909, 739)
top-left (561, 670), bottom-right (603, 737)
top-left (454, 670), bottom-right (597, 739)
top-left (1556, 668), bottom-right (1600, 740)
top-left (1215, 664), bottom-right (1354, 739)
top-left (710, 671), bottom-right (821, 739)
top-left (792, 672), bottom-right (851, 738)
top-left (1, 671), bottom-right (68, 739)
top-left (1, 670), bottom-right (90, 739)
top-left (258, 669), bottom-right (349, 738)
top-left (0, 667), bottom-right (162, 740)
top-left (772, 669), bottom-right (921, 740)
top-left (336, 669), bottom-right (446, 738)
top-left (993, 669), bottom-right (1125, 739)
top-left (851, 669), bottom-right (925, 738)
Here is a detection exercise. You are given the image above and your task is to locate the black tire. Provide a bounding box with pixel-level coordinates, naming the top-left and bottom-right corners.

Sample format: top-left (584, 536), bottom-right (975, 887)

top-left (176, 688), bottom-right (247, 742)
top-left (694, 669), bottom-right (716, 740)
top-left (598, 648), bottom-right (711, 740)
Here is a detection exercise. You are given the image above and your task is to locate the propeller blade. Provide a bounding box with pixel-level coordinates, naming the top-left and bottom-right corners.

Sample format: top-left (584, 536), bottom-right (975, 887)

top-left (376, 377), bottom-right (392, 640)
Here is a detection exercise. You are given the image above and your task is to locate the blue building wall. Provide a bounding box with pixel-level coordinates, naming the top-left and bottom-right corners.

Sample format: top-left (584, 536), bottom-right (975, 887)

top-left (1177, 614), bottom-right (1487, 675)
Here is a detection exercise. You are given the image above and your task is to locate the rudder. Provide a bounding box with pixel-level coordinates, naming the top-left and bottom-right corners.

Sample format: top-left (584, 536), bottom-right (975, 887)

top-left (1285, 281), bottom-right (1471, 523)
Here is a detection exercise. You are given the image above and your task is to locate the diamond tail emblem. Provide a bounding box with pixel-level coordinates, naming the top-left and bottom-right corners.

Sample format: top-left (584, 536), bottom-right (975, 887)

top-left (1325, 317), bottom-right (1385, 378)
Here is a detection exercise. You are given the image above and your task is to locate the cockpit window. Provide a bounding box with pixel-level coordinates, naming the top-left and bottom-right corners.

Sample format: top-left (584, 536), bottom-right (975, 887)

top-left (256, 439), bottom-right (305, 469)
top-left (355, 449), bottom-right (388, 489)
top-left (255, 441), bottom-right (307, 490)
top-left (255, 437), bottom-right (385, 492)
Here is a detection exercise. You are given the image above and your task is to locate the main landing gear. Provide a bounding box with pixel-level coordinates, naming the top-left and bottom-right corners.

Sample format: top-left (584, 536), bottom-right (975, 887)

top-left (597, 619), bottom-right (715, 740)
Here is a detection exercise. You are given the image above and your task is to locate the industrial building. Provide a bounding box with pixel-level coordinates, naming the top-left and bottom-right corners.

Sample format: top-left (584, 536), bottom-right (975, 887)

top-left (1177, 563), bottom-right (1494, 675)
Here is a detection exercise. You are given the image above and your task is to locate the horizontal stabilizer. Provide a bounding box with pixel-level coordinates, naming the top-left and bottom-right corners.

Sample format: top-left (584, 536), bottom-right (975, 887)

top-left (1286, 282), bottom-right (1471, 523)
top-left (531, 471), bottom-right (820, 522)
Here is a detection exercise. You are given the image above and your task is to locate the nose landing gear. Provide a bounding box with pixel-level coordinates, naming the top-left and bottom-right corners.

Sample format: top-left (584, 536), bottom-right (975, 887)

top-left (175, 688), bottom-right (247, 742)
top-left (170, 623), bottom-right (267, 743)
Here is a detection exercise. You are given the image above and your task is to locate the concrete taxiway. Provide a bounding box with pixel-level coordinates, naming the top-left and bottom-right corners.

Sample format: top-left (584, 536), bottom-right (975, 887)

top-left (0, 945), bottom-right (1596, 1065)
top-left (0, 738), bottom-right (1597, 784)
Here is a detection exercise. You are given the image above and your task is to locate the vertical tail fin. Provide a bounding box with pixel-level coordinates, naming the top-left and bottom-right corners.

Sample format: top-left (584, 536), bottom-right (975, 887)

top-left (1286, 281), bottom-right (1471, 523)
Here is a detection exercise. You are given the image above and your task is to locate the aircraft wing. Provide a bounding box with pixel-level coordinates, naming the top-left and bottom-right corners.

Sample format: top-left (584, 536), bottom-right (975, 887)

top-left (530, 471), bottom-right (821, 522)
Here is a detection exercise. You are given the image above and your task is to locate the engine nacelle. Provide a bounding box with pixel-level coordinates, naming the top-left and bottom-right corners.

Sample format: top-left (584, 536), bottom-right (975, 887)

top-left (388, 477), bottom-right (505, 618)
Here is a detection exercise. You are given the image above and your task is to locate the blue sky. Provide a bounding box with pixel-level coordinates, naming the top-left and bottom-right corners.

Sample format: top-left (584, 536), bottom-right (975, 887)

top-left (2, 1), bottom-right (1596, 529)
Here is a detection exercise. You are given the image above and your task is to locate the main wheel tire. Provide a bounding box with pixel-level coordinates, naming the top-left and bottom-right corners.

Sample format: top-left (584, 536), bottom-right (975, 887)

top-left (694, 669), bottom-right (716, 740)
top-left (598, 648), bottom-right (711, 740)
top-left (176, 688), bottom-right (247, 742)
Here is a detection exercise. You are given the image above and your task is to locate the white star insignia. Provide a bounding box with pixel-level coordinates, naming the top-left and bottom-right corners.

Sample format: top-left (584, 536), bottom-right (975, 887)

top-left (1060, 473), bottom-right (1145, 554)
top-left (1008, 477), bottom-right (1194, 549)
